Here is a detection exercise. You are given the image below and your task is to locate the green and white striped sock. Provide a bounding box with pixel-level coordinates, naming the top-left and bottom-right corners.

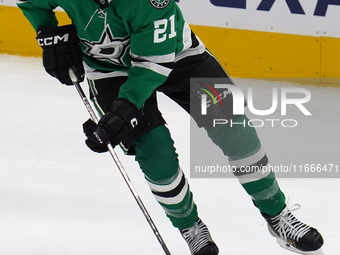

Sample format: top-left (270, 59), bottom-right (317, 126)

top-left (134, 125), bottom-right (198, 228)
top-left (206, 115), bottom-right (285, 216)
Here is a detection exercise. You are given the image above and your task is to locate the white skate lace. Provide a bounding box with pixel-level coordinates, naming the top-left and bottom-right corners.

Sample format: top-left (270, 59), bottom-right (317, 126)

top-left (271, 204), bottom-right (311, 242)
top-left (181, 219), bottom-right (212, 254)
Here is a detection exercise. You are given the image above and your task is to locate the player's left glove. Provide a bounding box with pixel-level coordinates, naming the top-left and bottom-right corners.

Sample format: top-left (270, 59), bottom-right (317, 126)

top-left (83, 98), bottom-right (141, 153)
top-left (36, 25), bottom-right (84, 85)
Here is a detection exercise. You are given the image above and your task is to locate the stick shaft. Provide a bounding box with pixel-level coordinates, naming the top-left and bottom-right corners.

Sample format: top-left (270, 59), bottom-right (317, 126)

top-left (70, 69), bottom-right (171, 255)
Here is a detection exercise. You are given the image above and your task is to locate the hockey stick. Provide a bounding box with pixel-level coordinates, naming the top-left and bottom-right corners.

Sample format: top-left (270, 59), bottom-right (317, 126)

top-left (68, 68), bottom-right (171, 255)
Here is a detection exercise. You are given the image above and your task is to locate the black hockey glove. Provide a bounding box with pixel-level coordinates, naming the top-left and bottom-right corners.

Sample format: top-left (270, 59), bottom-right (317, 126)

top-left (36, 25), bottom-right (84, 85)
top-left (83, 98), bottom-right (141, 153)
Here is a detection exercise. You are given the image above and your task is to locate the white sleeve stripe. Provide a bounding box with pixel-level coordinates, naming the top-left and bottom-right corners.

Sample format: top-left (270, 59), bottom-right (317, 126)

top-left (131, 61), bottom-right (172, 77)
top-left (130, 52), bottom-right (175, 64)
top-left (175, 44), bottom-right (205, 62)
top-left (84, 62), bottom-right (128, 80)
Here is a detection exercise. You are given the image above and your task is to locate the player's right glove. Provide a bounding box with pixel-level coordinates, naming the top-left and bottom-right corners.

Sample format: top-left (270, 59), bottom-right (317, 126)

top-left (36, 25), bottom-right (84, 85)
top-left (83, 98), bottom-right (141, 153)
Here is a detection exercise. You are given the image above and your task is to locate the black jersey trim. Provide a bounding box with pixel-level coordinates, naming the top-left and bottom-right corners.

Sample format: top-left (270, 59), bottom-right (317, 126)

top-left (233, 154), bottom-right (269, 176)
top-left (151, 174), bottom-right (186, 198)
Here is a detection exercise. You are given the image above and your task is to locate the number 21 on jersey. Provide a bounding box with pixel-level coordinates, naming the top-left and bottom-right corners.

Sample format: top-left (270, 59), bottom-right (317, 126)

top-left (154, 14), bottom-right (176, 43)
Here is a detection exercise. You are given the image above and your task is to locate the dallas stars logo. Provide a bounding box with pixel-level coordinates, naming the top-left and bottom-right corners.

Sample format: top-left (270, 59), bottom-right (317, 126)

top-left (80, 25), bottom-right (130, 66)
top-left (149, 0), bottom-right (170, 9)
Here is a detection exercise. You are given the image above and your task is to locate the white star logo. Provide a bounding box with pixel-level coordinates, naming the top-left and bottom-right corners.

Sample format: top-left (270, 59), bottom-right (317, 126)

top-left (80, 25), bottom-right (130, 66)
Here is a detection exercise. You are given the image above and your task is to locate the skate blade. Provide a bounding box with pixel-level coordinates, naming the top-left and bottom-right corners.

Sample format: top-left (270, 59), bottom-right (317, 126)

top-left (276, 238), bottom-right (325, 255)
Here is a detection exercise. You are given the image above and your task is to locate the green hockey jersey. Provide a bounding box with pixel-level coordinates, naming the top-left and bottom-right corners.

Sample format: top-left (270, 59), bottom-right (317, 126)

top-left (16, 0), bottom-right (205, 108)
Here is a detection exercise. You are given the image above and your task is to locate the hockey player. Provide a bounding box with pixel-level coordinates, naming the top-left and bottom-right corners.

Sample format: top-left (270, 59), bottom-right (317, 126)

top-left (17, 0), bottom-right (324, 254)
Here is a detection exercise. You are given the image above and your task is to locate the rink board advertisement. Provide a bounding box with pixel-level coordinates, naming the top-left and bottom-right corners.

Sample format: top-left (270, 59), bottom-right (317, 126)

top-left (3, 0), bottom-right (340, 37)
top-left (177, 0), bottom-right (340, 38)
top-left (1, 1), bottom-right (340, 82)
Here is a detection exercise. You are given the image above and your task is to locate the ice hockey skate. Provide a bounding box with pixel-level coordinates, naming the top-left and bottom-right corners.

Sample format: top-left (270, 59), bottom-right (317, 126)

top-left (180, 218), bottom-right (219, 255)
top-left (262, 204), bottom-right (324, 254)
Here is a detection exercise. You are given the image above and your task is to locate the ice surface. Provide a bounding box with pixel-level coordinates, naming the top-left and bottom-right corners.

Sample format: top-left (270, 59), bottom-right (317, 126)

top-left (0, 54), bottom-right (339, 254)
